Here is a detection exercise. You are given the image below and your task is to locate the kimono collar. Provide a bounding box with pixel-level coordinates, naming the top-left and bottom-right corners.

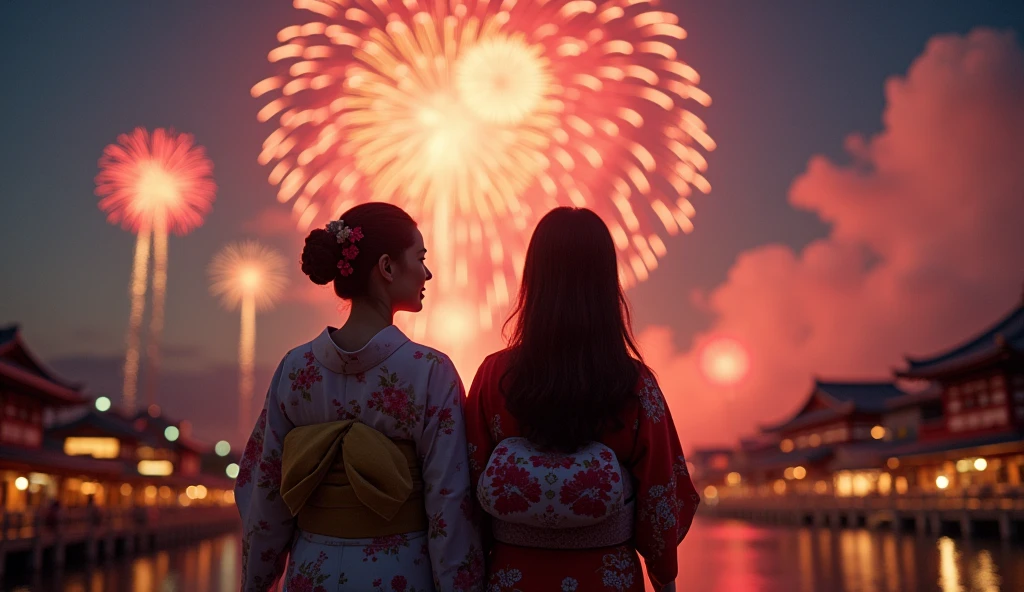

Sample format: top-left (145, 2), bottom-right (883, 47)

top-left (312, 325), bottom-right (410, 375)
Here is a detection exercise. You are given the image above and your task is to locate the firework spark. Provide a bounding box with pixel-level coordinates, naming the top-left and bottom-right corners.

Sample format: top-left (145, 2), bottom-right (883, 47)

top-left (208, 241), bottom-right (288, 439)
top-left (96, 127), bottom-right (216, 414)
top-left (255, 0), bottom-right (714, 337)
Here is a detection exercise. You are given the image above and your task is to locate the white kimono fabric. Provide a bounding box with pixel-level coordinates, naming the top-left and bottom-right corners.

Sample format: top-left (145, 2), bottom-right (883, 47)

top-left (235, 325), bottom-right (484, 592)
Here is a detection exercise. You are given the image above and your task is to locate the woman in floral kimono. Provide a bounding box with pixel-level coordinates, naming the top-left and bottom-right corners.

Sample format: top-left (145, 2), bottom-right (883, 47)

top-left (465, 207), bottom-right (699, 592)
top-left (235, 203), bottom-right (483, 592)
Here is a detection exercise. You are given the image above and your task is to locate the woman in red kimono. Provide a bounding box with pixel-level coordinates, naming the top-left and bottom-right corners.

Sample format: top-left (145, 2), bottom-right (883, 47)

top-left (465, 207), bottom-right (699, 592)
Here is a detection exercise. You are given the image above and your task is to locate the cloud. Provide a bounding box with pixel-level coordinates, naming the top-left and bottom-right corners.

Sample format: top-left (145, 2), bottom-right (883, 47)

top-left (649, 29), bottom-right (1024, 449)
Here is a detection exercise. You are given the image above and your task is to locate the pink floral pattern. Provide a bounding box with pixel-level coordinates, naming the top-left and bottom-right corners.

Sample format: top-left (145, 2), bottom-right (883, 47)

top-left (285, 551), bottom-right (330, 592)
top-left (289, 351), bottom-right (323, 401)
top-left (367, 366), bottom-right (423, 434)
top-left (481, 448), bottom-right (543, 515)
top-left (363, 533), bottom-right (410, 562)
top-left (478, 438), bottom-right (628, 527)
top-left (236, 409), bottom-right (267, 489)
top-left (426, 405), bottom-right (455, 435)
top-left (236, 328), bottom-right (481, 591)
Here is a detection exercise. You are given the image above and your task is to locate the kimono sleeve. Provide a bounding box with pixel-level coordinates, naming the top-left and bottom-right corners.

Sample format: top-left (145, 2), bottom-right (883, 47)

top-left (234, 358), bottom-right (295, 592)
top-left (628, 373), bottom-right (700, 590)
top-left (418, 356), bottom-right (485, 592)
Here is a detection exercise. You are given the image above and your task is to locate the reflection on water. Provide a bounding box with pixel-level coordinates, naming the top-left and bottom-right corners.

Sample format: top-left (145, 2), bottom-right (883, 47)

top-left (4, 518), bottom-right (1021, 591)
top-left (670, 518), bottom-right (1021, 592)
top-left (3, 534), bottom-right (238, 592)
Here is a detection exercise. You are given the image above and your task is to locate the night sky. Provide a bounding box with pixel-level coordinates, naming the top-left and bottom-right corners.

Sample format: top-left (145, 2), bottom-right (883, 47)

top-left (2, 1), bottom-right (1023, 448)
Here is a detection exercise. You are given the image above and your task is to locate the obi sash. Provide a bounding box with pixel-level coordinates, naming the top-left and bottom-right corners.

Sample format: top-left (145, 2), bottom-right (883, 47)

top-left (280, 419), bottom-right (427, 538)
top-left (479, 437), bottom-right (635, 550)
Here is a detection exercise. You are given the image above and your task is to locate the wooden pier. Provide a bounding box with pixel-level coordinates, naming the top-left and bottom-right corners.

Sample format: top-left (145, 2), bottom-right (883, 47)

top-left (701, 490), bottom-right (1024, 540)
top-left (0, 505), bottom-right (239, 577)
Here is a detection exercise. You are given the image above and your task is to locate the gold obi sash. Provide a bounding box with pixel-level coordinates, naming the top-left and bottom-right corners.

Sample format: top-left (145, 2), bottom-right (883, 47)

top-left (280, 419), bottom-right (426, 538)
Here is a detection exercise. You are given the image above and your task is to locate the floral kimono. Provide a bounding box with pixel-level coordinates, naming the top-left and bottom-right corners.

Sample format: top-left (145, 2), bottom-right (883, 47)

top-left (465, 350), bottom-right (699, 592)
top-left (235, 325), bottom-right (484, 592)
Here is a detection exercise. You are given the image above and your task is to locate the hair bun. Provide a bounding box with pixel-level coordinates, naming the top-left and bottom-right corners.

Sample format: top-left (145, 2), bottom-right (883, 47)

top-left (300, 229), bottom-right (340, 285)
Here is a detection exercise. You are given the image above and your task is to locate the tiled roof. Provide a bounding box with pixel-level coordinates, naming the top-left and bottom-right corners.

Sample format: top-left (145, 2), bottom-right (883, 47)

top-left (902, 303), bottom-right (1024, 377)
top-left (815, 380), bottom-right (906, 412)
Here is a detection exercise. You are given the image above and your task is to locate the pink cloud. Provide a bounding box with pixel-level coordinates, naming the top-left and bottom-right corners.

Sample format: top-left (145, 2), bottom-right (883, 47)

top-left (648, 29), bottom-right (1024, 449)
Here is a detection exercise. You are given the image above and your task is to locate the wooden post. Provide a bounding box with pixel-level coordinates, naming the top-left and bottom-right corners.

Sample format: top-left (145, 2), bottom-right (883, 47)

top-left (999, 513), bottom-right (1015, 541)
top-left (959, 513), bottom-right (973, 539)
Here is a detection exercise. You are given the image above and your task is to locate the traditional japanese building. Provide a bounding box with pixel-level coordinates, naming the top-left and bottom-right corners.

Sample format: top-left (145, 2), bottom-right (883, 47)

top-left (897, 299), bottom-right (1024, 436)
top-left (0, 326), bottom-right (116, 510)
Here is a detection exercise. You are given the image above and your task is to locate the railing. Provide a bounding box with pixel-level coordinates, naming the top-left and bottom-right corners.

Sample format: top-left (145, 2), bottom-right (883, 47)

top-left (706, 489), bottom-right (1024, 515)
top-left (1, 504), bottom-right (238, 546)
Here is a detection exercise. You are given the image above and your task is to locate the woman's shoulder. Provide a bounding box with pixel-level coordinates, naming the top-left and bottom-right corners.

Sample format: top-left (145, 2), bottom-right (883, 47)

top-left (399, 338), bottom-right (459, 374)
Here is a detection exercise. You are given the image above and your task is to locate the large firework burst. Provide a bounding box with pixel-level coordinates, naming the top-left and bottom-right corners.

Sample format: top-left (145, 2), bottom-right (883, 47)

top-left (208, 241), bottom-right (288, 439)
top-left (255, 0), bottom-right (713, 336)
top-left (96, 128), bottom-right (216, 414)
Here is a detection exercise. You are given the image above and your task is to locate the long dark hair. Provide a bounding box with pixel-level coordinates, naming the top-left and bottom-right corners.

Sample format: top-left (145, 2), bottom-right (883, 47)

top-left (501, 207), bottom-right (645, 452)
top-left (300, 202), bottom-right (417, 299)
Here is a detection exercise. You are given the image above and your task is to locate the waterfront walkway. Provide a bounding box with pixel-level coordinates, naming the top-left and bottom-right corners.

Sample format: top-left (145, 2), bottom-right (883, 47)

top-left (0, 505), bottom-right (239, 577)
top-left (703, 490), bottom-right (1024, 539)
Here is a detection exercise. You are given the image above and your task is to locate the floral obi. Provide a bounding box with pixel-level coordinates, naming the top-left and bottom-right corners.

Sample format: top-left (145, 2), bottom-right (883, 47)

top-left (280, 419), bottom-right (427, 538)
top-left (477, 437), bottom-right (634, 549)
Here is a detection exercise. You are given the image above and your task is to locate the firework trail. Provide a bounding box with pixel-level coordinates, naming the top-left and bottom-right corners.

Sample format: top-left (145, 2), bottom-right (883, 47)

top-left (208, 241), bottom-right (288, 439)
top-left (255, 0), bottom-right (714, 339)
top-left (96, 128), bottom-right (215, 413)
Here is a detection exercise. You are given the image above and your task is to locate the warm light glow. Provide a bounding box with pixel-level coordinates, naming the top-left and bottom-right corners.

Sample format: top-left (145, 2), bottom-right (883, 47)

top-left (956, 459), bottom-right (971, 473)
top-left (870, 425), bottom-right (886, 440)
top-left (96, 128), bottom-right (216, 416)
top-left (703, 485), bottom-right (718, 499)
top-left (196, 485), bottom-right (208, 499)
top-left (887, 457), bottom-right (900, 470)
top-left (878, 472), bottom-right (892, 495)
top-left (179, 493), bottom-right (191, 506)
top-left (95, 396), bottom-right (112, 412)
top-left (64, 437), bottom-right (120, 459)
top-left (793, 466), bottom-right (807, 480)
top-left (164, 426), bottom-right (180, 442)
top-left (159, 486), bottom-right (172, 499)
top-left (226, 463), bottom-right (240, 479)
top-left (773, 479), bottom-right (786, 494)
top-left (726, 472), bottom-right (741, 486)
top-left (783, 467), bottom-right (795, 480)
top-left (895, 476), bottom-right (909, 495)
top-left (208, 242), bottom-right (288, 311)
top-left (209, 241), bottom-right (288, 440)
top-left (186, 485), bottom-right (198, 500)
top-left (224, 490), bottom-right (235, 504)
top-left (814, 480), bottom-right (828, 494)
top-left (974, 458), bottom-right (987, 471)
top-left (256, 0), bottom-right (714, 338)
top-left (145, 485), bottom-right (158, 498)
top-left (79, 482), bottom-right (99, 495)
top-left (215, 441), bottom-right (231, 457)
top-left (780, 439), bottom-right (794, 453)
top-left (120, 483), bottom-right (133, 496)
top-left (699, 337), bottom-right (751, 386)
top-left (808, 434), bottom-right (821, 447)
top-left (936, 475), bottom-right (950, 490)
top-left (138, 460), bottom-right (174, 476)
top-left (14, 477), bottom-right (28, 491)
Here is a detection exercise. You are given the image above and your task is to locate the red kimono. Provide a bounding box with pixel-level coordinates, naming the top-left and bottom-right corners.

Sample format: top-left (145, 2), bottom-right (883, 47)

top-left (465, 350), bottom-right (700, 592)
